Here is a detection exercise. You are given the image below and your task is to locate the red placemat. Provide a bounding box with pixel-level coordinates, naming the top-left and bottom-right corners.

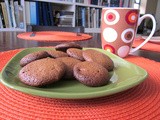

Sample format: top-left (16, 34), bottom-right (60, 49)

top-left (0, 50), bottom-right (160, 119)
top-left (132, 38), bottom-right (160, 52)
top-left (17, 31), bottom-right (92, 42)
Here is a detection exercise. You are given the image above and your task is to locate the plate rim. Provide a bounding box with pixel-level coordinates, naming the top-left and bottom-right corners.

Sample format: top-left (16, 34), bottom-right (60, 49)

top-left (0, 47), bottom-right (148, 99)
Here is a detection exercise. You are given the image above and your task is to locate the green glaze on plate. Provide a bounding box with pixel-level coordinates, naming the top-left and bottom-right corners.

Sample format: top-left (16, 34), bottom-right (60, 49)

top-left (0, 47), bottom-right (148, 99)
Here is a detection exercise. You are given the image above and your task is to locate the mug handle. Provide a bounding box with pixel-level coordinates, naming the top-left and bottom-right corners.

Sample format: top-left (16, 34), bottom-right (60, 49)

top-left (130, 14), bottom-right (156, 53)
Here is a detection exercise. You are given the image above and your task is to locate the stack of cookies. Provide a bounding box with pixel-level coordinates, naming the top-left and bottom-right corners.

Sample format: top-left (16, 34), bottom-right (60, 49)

top-left (19, 42), bottom-right (114, 87)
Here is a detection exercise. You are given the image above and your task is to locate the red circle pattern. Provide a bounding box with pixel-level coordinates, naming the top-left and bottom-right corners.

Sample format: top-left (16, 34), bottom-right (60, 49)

top-left (106, 13), bottom-right (116, 22)
top-left (104, 44), bottom-right (115, 53)
top-left (125, 10), bottom-right (138, 25)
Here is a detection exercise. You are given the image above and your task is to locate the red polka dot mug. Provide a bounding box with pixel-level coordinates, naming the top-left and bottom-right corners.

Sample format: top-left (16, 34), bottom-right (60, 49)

top-left (101, 7), bottom-right (156, 58)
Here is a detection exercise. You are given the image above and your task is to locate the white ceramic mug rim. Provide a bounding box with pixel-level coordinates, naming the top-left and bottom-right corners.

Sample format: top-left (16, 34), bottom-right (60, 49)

top-left (102, 7), bottom-right (139, 10)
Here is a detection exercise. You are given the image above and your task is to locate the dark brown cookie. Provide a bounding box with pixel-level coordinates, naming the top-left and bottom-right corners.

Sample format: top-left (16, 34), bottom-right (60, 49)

top-left (55, 42), bottom-right (82, 52)
top-left (46, 50), bottom-right (68, 58)
top-left (19, 58), bottom-right (66, 87)
top-left (56, 57), bottom-right (81, 79)
top-left (66, 48), bottom-right (84, 61)
top-left (82, 49), bottom-right (114, 71)
top-left (20, 51), bottom-right (49, 67)
top-left (74, 61), bottom-right (110, 87)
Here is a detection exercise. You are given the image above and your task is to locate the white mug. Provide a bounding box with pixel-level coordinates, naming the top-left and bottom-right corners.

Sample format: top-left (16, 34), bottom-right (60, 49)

top-left (101, 7), bottom-right (156, 58)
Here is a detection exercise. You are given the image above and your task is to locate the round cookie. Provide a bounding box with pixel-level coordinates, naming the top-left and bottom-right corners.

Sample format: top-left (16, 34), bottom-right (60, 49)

top-left (55, 42), bottom-right (82, 52)
top-left (46, 50), bottom-right (68, 58)
top-left (56, 57), bottom-right (81, 79)
top-left (20, 51), bottom-right (49, 67)
top-left (67, 48), bottom-right (84, 61)
top-left (19, 58), bottom-right (66, 87)
top-left (74, 61), bottom-right (110, 87)
top-left (82, 49), bottom-right (114, 71)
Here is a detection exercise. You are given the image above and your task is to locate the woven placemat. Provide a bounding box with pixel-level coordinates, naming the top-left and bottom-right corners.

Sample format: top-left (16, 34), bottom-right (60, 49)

top-left (17, 31), bottom-right (92, 42)
top-left (0, 50), bottom-right (160, 119)
top-left (133, 38), bottom-right (160, 52)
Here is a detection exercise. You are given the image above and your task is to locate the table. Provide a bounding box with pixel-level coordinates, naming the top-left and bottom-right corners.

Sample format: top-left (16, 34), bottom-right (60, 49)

top-left (0, 32), bottom-right (160, 119)
top-left (0, 32), bottom-right (160, 62)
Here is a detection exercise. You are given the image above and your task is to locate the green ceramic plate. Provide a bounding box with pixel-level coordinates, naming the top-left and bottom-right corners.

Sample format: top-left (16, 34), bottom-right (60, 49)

top-left (0, 47), bottom-right (148, 99)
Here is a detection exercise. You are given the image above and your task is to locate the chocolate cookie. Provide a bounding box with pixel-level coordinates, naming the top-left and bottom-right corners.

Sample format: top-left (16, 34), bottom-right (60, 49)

top-left (67, 48), bottom-right (84, 61)
top-left (83, 49), bottom-right (114, 71)
top-left (19, 58), bottom-right (66, 87)
top-left (20, 51), bottom-right (49, 67)
top-left (55, 42), bottom-right (82, 52)
top-left (46, 50), bottom-right (68, 58)
top-left (56, 57), bottom-right (81, 79)
top-left (74, 61), bottom-right (110, 87)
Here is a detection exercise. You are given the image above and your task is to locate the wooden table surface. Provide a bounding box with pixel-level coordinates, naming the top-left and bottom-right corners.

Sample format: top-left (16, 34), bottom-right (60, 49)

top-left (0, 32), bottom-right (160, 62)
